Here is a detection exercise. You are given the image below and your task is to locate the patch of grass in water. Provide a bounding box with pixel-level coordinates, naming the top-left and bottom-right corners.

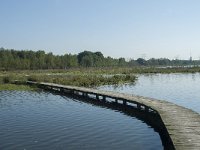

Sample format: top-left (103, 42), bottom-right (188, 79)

top-left (0, 84), bottom-right (37, 91)
top-left (26, 74), bottom-right (137, 87)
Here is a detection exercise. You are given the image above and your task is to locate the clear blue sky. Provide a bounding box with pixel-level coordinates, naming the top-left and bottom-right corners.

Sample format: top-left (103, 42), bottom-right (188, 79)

top-left (1, 0), bottom-right (200, 59)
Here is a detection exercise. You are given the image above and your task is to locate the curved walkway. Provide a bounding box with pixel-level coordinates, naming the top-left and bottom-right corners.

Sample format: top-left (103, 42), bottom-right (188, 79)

top-left (27, 81), bottom-right (200, 150)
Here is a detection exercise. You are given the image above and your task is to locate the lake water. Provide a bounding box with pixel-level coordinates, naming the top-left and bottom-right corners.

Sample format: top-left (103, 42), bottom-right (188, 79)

top-left (0, 91), bottom-right (162, 150)
top-left (2, 73), bottom-right (198, 150)
top-left (99, 73), bottom-right (200, 114)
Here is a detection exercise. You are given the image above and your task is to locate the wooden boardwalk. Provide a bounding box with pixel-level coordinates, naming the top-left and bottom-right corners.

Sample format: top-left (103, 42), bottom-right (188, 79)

top-left (27, 81), bottom-right (200, 150)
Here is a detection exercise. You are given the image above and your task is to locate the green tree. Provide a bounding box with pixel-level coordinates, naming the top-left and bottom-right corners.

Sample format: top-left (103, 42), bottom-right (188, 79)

top-left (136, 58), bottom-right (147, 66)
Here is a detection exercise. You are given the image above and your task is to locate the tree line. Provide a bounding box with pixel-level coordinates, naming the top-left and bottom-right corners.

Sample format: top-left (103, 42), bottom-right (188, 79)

top-left (0, 48), bottom-right (199, 70)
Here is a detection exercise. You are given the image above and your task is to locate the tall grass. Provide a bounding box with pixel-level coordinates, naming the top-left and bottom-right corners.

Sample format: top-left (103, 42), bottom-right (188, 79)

top-left (26, 74), bottom-right (137, 87)
top-left (1, 66), bottom-right (200, 90)
top-left (0, 71), bottom-right (137, 89)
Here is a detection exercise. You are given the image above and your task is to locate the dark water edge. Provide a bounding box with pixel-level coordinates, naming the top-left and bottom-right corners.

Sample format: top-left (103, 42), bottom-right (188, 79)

top-left (0, 90), bottom-right (165, 150)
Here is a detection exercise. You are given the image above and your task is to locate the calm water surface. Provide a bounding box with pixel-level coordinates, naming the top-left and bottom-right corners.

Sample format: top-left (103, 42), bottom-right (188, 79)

top-left (0, 91), bottom-right (162, 150)
top-left (99, 73), bottom-right (200, 113)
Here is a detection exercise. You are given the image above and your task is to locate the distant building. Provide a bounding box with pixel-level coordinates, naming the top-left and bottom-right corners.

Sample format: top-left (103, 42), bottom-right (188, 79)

top-left (189, 51), bottom-right (192, 62)
top-left (190, 56), bottom-right (192, 62)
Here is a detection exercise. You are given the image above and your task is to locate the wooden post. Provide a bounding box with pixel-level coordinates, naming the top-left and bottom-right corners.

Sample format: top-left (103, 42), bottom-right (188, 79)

top-left (137, 104), bottom-right (141, 109)
top-left (83, 92), bottom-right (88, 97)
top-left (71, 90), bottom-right (74, 95)
top-left (145, 106), bottom-right (149, 112)
top-left (74, 90), bottom-right (77, 95)
top-left (123, 100), bottom-right (127, 105)
top-left (115, 99), bottom-right (118, 103)
top-left (60, 87), bottom-right (64, 93)
top-left (102, 96), bottom-right (106, 101)
top-left (96, 95), bottom-right (99, 100)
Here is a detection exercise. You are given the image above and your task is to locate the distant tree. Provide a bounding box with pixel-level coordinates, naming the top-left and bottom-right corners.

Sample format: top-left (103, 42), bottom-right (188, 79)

top-left (93, 52), bottom-right (104, 67)
top-left (136, 58), bottom-right (147, 66)
top-left (0, 48), bottom-right (197, 70)
top-left (45, 53), bottom-right (54, 69)
top-left (147, 58), bottom-right (159, 66)
top-left (62, 54), bottom-right (78, 68)
top-left (158, 58), bottom-right (170, 66)
top-left (80, 55), bottom-right (93, 67)
top-left (77, 51), bottom-right (93, 65)
top-left (118, 58), bottom-right (126, 66)
top-left (128, 59), bottom-right (137, 66)
top-left (36, 50), bottom-right (46, 69)
top-left (77, 51), bottom-right (105, 67)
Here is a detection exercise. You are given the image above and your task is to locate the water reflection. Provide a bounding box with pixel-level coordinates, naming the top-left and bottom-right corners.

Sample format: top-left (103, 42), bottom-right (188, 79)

top-left (61, 92), bottom-right (174, 150)
top-left (0, 91), bottom-right (163, 150)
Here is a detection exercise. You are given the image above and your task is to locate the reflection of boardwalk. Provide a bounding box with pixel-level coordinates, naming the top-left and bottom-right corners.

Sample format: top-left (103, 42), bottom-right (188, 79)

top-left (27, 81), bottom-right (200, 150)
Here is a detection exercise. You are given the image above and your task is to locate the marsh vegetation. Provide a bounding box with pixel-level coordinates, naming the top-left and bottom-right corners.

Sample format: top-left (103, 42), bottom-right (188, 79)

top-left (0, 69), bottom-right (137, 90)
top-left (1, 66), bottom-right (200, 90)
top-left (1, 49), bottom-right (200, 90)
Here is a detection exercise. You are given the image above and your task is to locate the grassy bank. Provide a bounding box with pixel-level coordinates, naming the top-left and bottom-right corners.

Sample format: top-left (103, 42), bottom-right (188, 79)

top-left (0, 84), bottom-right (37, 91)
top-left (78, 66), bottom-right (200, 74)
top-left (0, 70), bottom-right (137, 90)
top-left (26, 74), bottom-right (136, 87)
top-left (2, 66), bottom-right (200, 75)
top-left (1, 66), bottom-right (200, 90)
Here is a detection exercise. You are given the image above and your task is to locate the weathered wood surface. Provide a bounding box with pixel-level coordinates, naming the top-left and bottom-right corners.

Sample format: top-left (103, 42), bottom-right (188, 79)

top-left (27, 81), bottom-right (200, 150)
